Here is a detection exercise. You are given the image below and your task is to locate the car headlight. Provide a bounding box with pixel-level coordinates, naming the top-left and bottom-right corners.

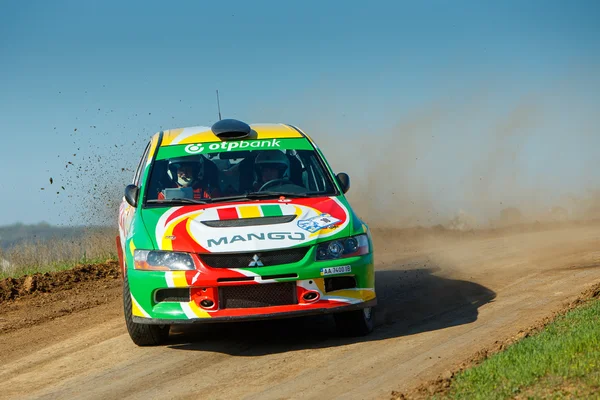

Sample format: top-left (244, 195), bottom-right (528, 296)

top-left (134, 250), bottom-right (195, 271)
top-left (316, 234), bottom-right (370, 261)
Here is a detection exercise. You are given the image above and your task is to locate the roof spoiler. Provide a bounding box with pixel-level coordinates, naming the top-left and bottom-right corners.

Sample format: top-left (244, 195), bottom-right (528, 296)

top-left (211, 119), bottom-right (251, 139)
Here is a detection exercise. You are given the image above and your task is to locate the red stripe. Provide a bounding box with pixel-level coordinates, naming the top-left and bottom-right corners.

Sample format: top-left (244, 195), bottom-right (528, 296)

top-left (165, 205), bottom-right (205, 225)
top-left (217, 207), bottom-right (239, 220)
top-left (213, 300), bottom-right (346, 317)
top-left (170, 219), bottom-right (207, 253)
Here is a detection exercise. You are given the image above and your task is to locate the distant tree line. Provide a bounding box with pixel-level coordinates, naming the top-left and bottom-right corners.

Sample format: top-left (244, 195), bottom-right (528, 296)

top-left (0, 222), bottom-right (115, 250)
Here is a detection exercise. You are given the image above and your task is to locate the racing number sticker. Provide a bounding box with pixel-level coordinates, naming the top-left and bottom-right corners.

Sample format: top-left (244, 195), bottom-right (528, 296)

top-left (298, 213), bottom-right (341, 233)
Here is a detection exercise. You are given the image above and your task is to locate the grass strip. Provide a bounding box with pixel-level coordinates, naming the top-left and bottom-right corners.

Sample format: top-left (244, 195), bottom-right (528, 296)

top-left (442, 299), bottom-right (600, 399)
top-left (1, 231), bottom-right (117, 278)
top-left (0, 256), bottom-right (116, 279)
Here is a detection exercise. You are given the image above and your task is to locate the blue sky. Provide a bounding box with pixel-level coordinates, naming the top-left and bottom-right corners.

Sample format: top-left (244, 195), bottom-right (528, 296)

top-left (1, 1), bottom-right (599, 226)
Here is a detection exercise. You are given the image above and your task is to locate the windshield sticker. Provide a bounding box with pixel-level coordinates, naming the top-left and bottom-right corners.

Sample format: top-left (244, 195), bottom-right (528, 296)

top-left (187, 139), bottom-right (281, 153)
top-left (298, 213), bottom-right (341, 233)
top-left (156, 137), bottom-right (313, 160)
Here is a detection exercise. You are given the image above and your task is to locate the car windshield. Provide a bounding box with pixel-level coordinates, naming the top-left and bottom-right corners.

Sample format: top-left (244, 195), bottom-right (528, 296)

top-left (145, 144), bottom-right (337, 204)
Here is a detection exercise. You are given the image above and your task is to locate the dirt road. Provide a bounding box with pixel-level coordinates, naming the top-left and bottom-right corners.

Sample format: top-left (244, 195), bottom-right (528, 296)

top-left (1, 224), bottom-right (599, 399)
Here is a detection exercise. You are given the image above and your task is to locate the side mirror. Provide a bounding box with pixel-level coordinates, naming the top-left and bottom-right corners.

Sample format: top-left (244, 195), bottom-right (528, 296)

top-left (124, 184), bottom-right (140, 207)
top-left (336, 173), bottom-right (350, 194)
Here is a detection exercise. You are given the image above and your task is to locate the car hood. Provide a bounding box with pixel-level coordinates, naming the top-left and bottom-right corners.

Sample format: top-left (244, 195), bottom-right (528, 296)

top-left (142, 196), bottom-right (353, 253)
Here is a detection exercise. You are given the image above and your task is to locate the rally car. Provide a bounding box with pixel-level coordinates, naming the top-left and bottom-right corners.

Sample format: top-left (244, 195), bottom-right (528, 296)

top-left (117, 119), bottom-right (376, 346)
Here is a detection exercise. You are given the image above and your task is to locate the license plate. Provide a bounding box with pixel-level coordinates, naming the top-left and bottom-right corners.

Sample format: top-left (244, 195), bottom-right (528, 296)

top-left (320, 265), bottom-right (351, 276)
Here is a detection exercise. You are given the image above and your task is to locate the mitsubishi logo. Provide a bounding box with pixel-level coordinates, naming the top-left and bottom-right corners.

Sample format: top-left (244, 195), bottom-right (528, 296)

top-left (248, 254), bottom-right (264, 267)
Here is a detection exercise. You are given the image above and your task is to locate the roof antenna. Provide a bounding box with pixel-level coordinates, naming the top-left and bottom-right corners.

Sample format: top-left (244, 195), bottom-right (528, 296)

top-left (216, 89), bottom-right (222, 121)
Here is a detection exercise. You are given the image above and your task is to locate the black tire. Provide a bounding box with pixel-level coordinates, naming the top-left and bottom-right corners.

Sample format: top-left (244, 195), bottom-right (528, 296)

top-left (334, 307), bottom-right (375, 337)
top-left (123, 276), bottom-right (170, 346)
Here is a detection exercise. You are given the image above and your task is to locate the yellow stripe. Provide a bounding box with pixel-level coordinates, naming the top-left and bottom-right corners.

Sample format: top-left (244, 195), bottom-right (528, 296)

top-left (160, 124), bottom-right (302, 147)
top-left (329, 289), bottom-right (376, 301)
top-left (129, 240), bottom-right (136, 256)
top-left (185, 216), bottom-right (195, 242)
top-left (162, 129), bottom-right (213, 146)
top-left (161, 215), bottom-right (180, 250)
top-left (161, 211), bottom-right (204, 250)
top-left (160, 232), bottom-right (173, 251)
top-left (188, 301), bottom-right (211, 318)
top-left (250, 124), bottom-right (303, 138)
top-left (185, 211), bottom-right (203, 239)
top-left (160, 128), bottom-right (184, 146)
top-left (131, 294), bottom-right (149, 317)
top-left (311, 223), bottom-right (340, 238)
top-left (146, 134), bottom-right (160, 165)
top-left (314, 278), bottom-right (326, 293)
top-left (239, 205), bottom-right (261, 218)
top-left (171, 271), bottom-right (188, 288)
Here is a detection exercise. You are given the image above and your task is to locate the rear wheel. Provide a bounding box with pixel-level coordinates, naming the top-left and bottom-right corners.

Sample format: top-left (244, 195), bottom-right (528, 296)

top-left (123, 276), bottom-right (169, 346)
top-left (334, 307), bottom-right (375, 336)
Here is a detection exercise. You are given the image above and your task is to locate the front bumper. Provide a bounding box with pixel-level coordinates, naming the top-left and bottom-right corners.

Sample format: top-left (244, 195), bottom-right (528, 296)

top-left (127, 251), bottom-right (375, 324)
top-left (133, 298), bottom-right (377, 325)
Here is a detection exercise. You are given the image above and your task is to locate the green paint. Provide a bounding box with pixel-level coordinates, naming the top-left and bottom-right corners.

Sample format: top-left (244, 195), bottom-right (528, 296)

top-left (127, 249), bottom-right (374, 320)
top-left (121, 129), bottom-right (375, 323)
top-left (261, 204), bottom-right (283, 217)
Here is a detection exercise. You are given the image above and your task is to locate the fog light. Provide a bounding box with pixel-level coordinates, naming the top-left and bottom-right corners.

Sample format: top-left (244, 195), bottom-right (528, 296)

top-left (200, 299), bottom-right (214, 308)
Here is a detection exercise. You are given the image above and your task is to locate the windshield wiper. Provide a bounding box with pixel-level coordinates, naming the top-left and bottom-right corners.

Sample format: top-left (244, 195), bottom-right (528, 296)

top-left (248, 191), bottom-right (309, 198)
top-left (147, 198), bottom-right (209, 205)
top-left (213, 192), bottom-right (309, 203)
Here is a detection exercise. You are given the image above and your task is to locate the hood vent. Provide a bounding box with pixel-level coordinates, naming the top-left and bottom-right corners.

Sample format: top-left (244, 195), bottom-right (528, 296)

top-left (201, 214), bottom-right (297, 228)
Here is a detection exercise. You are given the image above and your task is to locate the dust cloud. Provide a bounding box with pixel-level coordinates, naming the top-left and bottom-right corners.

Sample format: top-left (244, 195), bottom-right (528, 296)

top-left (312, 96), bottom-right (600, 230)
top-left (48, 93), bottom-right (599, 231)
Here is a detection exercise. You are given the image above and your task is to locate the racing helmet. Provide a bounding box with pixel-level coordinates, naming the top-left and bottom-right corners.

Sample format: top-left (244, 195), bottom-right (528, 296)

top-left (254, 151), bottom-right (290, 181)
top-left (167, 156), bottom-right (205, 187)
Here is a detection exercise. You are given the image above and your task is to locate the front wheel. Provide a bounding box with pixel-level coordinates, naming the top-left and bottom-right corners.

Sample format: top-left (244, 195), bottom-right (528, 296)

top-left (334, 307), bottom-right (375, 336)
top-left (123, 276), bottom-right (169, 346)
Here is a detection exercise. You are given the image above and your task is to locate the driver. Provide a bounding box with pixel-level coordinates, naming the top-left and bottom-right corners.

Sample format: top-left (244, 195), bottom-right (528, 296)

top-left (158, 156), bottom-right (221, 200)
top-left (253, 151), bottom-right (290, 191)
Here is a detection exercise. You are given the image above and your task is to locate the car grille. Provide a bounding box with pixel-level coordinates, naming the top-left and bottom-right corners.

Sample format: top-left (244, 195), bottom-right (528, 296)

top-left (219, 282), bottom-right (297, 309)
top-left (199, 247), bottom-right (309, 268)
